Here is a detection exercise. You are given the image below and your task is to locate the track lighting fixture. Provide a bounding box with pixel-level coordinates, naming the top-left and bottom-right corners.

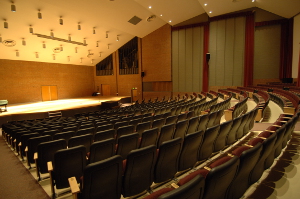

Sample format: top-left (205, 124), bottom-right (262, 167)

top-left (96, 41), bottom-right (99, 47)
top-left (59, 16), bottom-right (63, 25)
top-left (11, 1), bottom-right (16, 12)
top-left (22, 38), bottom-right (26, 46)
top-left (75, 47), bottom-right (78, 53)
top-left (4, 20), bottom-right (8, 29)
top-left (93, 27), bottom-right (96, 34)
top-left (91, 59), bottom-right (94, 64)
top-left (0, 35), bottom-right (2, 43)
top-left (42, 41), bottom-right (46, 48)
top-left (60, 45), bottom-right (63, 51)
top-left (29, 25), bottom-right (33, 33)
top-left (16, 50), bottom-right (19, 57)
top-left (50, 30), bottom-right (54, 37)
top-left (83, 38), bottom-right (86, 45)
top-left (53, 54), bottom-right (55, 60)
top-left (80, 57), bottom-right (83, 63)
top-left (38, 9), bottom-right (42, 19)
top-left (106, 31), bottom-right (108, 38)
top-left (78, 22), bottom-right (81, 30)
top-left (35, 52), bottom-right (39, 58)
top-left (116, 35), bottom-right (119, 41)
top-left (99, 52), bottom-right (101, 57)
top-left (68, 34), bottom-right (71, 41)
top-left (107, 44), bottom-right (110, 49)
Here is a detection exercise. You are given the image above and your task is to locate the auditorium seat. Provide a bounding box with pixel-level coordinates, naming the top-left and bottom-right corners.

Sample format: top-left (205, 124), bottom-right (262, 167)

top-left (48, 145), bottom-right (87, 198)
top-left (139, 127), bottom-right (159, 148)
top-left (136, 121), bottom-right (152, 136)
top-left (88, 138), bottom-right (115, 164)
top-left (53, 131), bottom-right (73, 144)
top-left (35, 139), bottom-right (67, 181)
top-left (178, 131), bottom-right (204, 172)
top-left (236, 113), bottom-right (249, 140)
top-left (165, 115), bottom-right (178, 125)
top-left (115, 133), bottom-right (139, 159)
top-left (152, 118), bottom-right (165, 132)
top-left (226, 116), bottom-right (243, 145)
top-left (93, 129), bottom-right (115, 142)
top-left (75, 127), bottom-right (95, 136)
top-left (122, 145), bottom-right (157, 197)
top-left (214, 120), bottom-right (232, 152)
top-left (115, 125), bottom-right (135, 140)
top-left (197, 114), bottom-right (209, 132)
top-left (19, 132), bottom-right (40, 160)
top-left (186, 116), bottom-right (199, 134)
top-left (154, 137), bottom-right (182, 183)
top-left (173, 119), bottom-right (189, 140)
top-left (68, 134), bottom-right (93, 153)
top-left (69, 155), bottom-right (123, 199)
top-left (157, 123), bottom-right (175, 147)
top-left (206, 111), bottom-right (218, 128)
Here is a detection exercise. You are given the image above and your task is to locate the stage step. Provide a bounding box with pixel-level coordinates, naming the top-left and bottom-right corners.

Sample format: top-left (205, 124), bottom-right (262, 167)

top-left (48, 111), bottom-right (62, 118)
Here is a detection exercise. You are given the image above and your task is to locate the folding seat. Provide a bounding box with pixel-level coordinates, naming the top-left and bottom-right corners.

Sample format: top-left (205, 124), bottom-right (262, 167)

top-left (35, 139), bottom-right (67, 180)
top-left (197, 114), bottom-right (209, 132)
top-left (214, 120), bottom-right (232, 152)
top-left (139, 128), bottom-right (159, 148)
top-left (48, 145), bottom-right (87, 198)
top-left (162, 111), bottom-right (172, 119)
top-left (93, 129), bottom-right (115, 142)
top-left (186, 116), bottom-right (199, 134)
top-left (170, 107), bottom-right (176, 116)
top-left (242, 110), bottom-right (255, 135)
top-left (152, 118), bottom-right (165, 131)
top-left (75, 127), bottom-right (95, 136)
top-left (25, 135), bottom-right (52, 168)
top-left (235, 113), bottom-right (250, 140)
top-left (69, 155), bottom-right (122, 199)
top-left (53, 131), bottom-right (73, 144)
top-left (165, 115), bottom-right (178, 125)
top-left (154, 137), bottom-right (183, 183)
top-left (142, 115), bottom-right (153, 123)
top-left (94, 121), bottom-right (111, 128)
top-left (88, 138), bottom-right (115, 164)
top-left (42, 129), bottom-right (61, 138)
top-left (136, 121), bottom-right (152, 136)
top-left (122, 145), bottom-right (157, 197)
top-left (186, 111), bottom-right (195, 119)
top-left (226, 116), bottom-right (243, 145)
top-left (206, 111), bottom-right (218, 128)
top-left (115, 125), bottom-right (135, 140)
top-left (78, 123), bottom-right (94, 130)
top-left (173, 119), bottom-right (189, 140)
top-left (115, 133), bottom-right (140, 159)
top-left (213, 109), bottom-right (224, 126)
top-left (178, 131), bottom-right (204, 172)
top-left (249, 133), bottom-right (276, 185)
top-left (157, 123), bottom-right (175, 147)
top-left (143, 175), bottom-right (205, 199)
top-left (178, 156), bottom-right (239, 199)
top-left (282, 115), bottom-right (298, 148)
top-left (14, 130), bottom-right (31, 153)
top-left (19, 132), bottom-right (40, 160)
top-left (153, 114), bottom-right (163, 121)
top-left (264, 126), bottom-right (286, 169)
top-left (96, 124), bottom-right (114, 132)
top-left (68, 134), bottom-right (93, 153)
top-left (197, 125), bottom-right (220, 162)
top-left (177, 113), bottom-right (187, 122)
top-left (114, 121), bottom-right (129, 130)
top-left (129, 118), bottom-right (142, 131)
top-left (226, 143), bottom-right (263, 199)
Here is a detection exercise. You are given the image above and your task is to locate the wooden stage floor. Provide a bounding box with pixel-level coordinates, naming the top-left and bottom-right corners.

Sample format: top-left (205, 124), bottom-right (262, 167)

top-left (0, 96), bottom-right (130, 116)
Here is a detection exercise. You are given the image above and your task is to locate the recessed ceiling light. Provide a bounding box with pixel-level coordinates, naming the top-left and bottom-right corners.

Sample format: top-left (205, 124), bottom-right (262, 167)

top-left (169, 20), bottom-right (172, 23)
top-left (252, 0), bottom-right (255, 2)
top-left (149, 6), bottom-right (152, 9)
top-left (209, 11), bottom-right (212, 14)
top-left (160, 14), bottom-right (163, 17)
top-left (204, 4), bottom-right (207, 6)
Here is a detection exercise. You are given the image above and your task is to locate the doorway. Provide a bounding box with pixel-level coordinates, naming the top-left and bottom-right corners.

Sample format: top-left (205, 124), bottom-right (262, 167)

top-left (101, 84), bottom-right (111, 96)
top-left (41, 85), bottom-right (58, 101)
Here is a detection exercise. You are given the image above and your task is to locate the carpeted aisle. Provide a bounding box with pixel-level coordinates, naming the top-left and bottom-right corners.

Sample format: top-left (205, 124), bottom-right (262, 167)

top-left (0, 136), bottom-right (50, 199)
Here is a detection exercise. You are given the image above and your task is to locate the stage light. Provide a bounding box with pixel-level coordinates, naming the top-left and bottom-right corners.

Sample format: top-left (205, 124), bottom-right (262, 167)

top-left (42, 41), bottom-right (46, 48)
top-left (4, 20), bottom-right (8, 29)
top-left (11, 1), bottom-right (16, 12)
top-left (59, 16), bottom-right (63, 25)
top-left (93, 27), bottom-right (96, 34)
top-left (78, 22), bottom-right (81, 30)
top-left (22, 38), bottom-right (26, 46)
top-left (38, 10), bottom-right (42, 19)
top-left (29, 25), bottom-right (33, 33)
top-left (35, 52), bottom-right (39, 58)
top-left (16, 50), bottom-right (19, 57)
top-left (68, 34), bottom-right (71, 41)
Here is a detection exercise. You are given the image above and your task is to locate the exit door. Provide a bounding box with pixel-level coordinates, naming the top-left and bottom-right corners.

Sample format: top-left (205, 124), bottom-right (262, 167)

top-left (41, 85), bottom-right (58, 101)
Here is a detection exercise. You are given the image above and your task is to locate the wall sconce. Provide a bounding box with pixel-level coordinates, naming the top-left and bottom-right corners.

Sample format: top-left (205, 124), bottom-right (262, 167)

top-left (78, 22), bottom-right (81, 30)
top-left (38, 9), bottom-right (42, 19)
top-left (59, 16), bottom-right (63, 25)
top-left (4, 20), bottom-right (8, 29)
top-left (29, 25), bottom-right (33, 33)
top-left (22, 38), bottom-right (26, 46)
top-left (11, 1), bottom-right (16, 12)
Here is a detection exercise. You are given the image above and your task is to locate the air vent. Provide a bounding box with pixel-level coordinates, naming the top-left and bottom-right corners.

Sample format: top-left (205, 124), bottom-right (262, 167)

top-left (128, 16), bottom-right (142, 25)
top-left (2, 39), bottom-right (16, 47)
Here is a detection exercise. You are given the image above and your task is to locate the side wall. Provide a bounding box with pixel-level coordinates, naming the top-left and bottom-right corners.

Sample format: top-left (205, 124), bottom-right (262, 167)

top-left (0, 59), bottom-right (94, 104)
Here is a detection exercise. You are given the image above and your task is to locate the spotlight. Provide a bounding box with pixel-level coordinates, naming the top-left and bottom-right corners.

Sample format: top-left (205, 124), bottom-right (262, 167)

top-left (116, 35), bottom-right (119, 41)
top-left (4, 20), bottom-right (8, 29)
top-left (78, 22), bottom-right (81, 30)
top-left (83, 38), bottom-right (86, 45)
top-left (91, 59), bottom-right (94, 64)
top-left (80, 58), bottom-right (83, 63)
top-left (107, 44), bottom-right (110, 49)
top-left (0, 35), bottom-right (2, 43)
top-left (93, 27), bottom-right (96, 34)
top-left (42, 41), bottom-right (46, 48)
top-left (50, 30), bottom-right (54, 37)
top-left (29, 25), bottom-right (33, 33)
top-left (106, 31), bottom-right (108, 38)
top-left (35, 52), bottom-right (39, 58)
top-left (52, 54), bottom-right (55, 60)
top-left (96, 41), bottom-right (99, 47)
top-left (38, 10), bottom-right (42, 19)
top-left (11, 1), bottom-right (16, 12)
top-left (60, 45), bottom-right (63, 51)
top-left (99, 52), bottom-right (101, 57)
top-left (22, 38), bottom-right (26, 46)
top-left (75, 47), bottom-right (78, 53)
top-left (68, 34), bottom-right (71, 41)
top-left (16, 50), bottom-right (19, 57)
top-left (59, 16), bottom-right (63, 25)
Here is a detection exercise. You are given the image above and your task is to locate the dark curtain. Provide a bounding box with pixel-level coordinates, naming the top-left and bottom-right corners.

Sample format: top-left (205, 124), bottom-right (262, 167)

top-left (244, 13), bottom-right (255, 87)
top-left (202, 22), bottom-right (209, 92)
top-left (96, 54), bottom-right (113, 76)
top-left (118, 37), bottom-right (138, 75)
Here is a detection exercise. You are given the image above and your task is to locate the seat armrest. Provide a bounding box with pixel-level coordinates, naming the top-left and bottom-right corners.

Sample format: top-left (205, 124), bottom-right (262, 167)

top-left (68, 177), bottom-right (80, 199)
top-left (34, 152), bottom-right (38, 160)
top-left (47, 161), bottom-right (53, 172)
top-left (25, 146), bottom-right (28, 152)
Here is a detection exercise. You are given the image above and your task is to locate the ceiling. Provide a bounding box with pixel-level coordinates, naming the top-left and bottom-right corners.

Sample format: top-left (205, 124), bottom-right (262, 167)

top-left (0, 0), bottom-right (299, 66)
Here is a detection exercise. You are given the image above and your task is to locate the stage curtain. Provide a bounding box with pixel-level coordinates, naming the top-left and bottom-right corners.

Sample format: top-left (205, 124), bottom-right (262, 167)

top-left (244, 13), bottom-right (254, 87)
top-left (202, 23), bottom-right (209, 92)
